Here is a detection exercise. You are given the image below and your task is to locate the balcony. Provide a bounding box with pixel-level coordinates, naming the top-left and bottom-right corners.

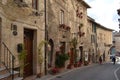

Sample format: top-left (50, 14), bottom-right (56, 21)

top-left (78, 31), bottom-right (85, 37)
top-left (59, 24), bottom-right (71, 31)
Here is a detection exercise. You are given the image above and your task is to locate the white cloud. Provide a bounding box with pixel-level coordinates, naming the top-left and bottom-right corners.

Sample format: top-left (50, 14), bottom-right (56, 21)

top-left (85, 0), bottom-right (120, 31)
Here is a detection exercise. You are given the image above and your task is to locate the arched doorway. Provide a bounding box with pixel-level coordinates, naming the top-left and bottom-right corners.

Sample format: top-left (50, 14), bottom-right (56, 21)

top-left (48, 39), bottom-right (54, 68)
top-left (79, 46), bottom-right (83, 63)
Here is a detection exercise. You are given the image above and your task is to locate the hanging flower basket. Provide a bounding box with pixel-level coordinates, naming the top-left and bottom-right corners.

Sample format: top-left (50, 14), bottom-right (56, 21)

top-left (59, 24), bottom-right (66, 29)
top-left (66, 26), bottom-right (71, 31)
top-left (76, 13), bottom-right (79, 17)
top-left (78, 31), bottom-right (85, 37)
top-left (76, 11), bottom-right (83, 18)
top-left (76, 9), bottom-right (79, 13)
top-left (82, 32), bottom-right (85, 36)
top-left (78, 31), bottom-right (82, 37)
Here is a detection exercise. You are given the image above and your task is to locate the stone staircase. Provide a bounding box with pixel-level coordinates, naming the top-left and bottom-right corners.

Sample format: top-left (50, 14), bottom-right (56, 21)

top-left (0, 62), bottom-right (23, 80)
top-left (0, 42), bottom-right (23, 80)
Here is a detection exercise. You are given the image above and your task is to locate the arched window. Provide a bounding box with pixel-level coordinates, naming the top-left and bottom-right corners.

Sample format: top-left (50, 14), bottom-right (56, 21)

top-left (48, 39), bottom-right (54, 68)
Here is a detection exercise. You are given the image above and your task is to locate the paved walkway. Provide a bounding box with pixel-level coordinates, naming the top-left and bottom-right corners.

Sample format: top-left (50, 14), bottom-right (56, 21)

top-left (35, 63), bottom-right (97, 80)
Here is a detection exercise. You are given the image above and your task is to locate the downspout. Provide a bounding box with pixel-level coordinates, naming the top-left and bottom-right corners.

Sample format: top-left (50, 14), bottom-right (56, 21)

top-left (44, 0), bottom-right (47, 75)
top-left (95, 24), bottom-right (97, 63)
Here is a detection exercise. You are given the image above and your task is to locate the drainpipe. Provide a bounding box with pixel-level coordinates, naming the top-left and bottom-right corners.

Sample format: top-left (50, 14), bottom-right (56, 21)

top-left (44, 0), bottom-right (47, 75)
top-left (95, 25), bottom-right (97, 63)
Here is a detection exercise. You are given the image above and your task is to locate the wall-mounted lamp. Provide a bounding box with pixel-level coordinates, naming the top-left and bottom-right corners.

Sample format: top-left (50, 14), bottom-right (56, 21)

top-left (11, 24), bottom-right (18, 36)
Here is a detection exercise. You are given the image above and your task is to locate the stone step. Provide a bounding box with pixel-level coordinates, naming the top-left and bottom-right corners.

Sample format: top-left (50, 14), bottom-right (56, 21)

top-left (0, 73), bottom-right (10, 80)
top-left (0, 67), bottom-right (8, 75)
top-left (0, 71), bottom-right (19, 80)
top-left (0, 61), bottom-right (7, 70)
top-left (0, 62), bottom-right (22, 80)
top-left (14, 77), bottom-right (23, 80)
top-left (0, 61), bottom-right (3, 68)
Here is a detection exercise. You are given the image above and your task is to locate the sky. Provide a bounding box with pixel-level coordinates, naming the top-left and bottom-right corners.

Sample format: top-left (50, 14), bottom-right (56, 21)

top-left (84, 0), bottom-right (120, 31)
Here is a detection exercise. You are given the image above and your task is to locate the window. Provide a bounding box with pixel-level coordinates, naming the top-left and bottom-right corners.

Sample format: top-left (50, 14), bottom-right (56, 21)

top-left (92, 23), bottom-right (96, 33)
top-left (60, 10), bottom-right (64, 24)
top-left (60, 42), bottom-right (66, 53)
top-left (91, 35), bottom-right (95, 43)
top-left (32, 0), bottom-right (38, 10)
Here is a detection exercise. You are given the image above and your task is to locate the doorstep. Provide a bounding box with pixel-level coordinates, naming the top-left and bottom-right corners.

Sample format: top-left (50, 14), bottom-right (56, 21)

top-left (24, 75), bottom-right (36, 80)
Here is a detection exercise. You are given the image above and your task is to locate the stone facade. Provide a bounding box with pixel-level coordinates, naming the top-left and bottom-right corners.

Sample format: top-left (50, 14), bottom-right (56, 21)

top-left (87, 16), bottom-right (113, 62)
top-left (96, 23), bottom-right (113, 62)
top-left (0, 0), bottom-right (113, 78)
top-left (46, 0), bottom-right (90, 70)
top-left (0, 0), bottom-right (45, 77)
top-left (113, 32), bottom-right (120, 52)
top-left (87, 17), bottom-right (97, 63)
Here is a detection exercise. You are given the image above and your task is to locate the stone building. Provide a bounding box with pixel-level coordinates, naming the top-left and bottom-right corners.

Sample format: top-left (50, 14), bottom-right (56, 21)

top-left (87, 16), bottom-right (97, 63)
top-left (112, 32), bottom-right (120, 53)
top-left (46, 0), bottom-right (90, 71)
top-left (87, 16), bottom-right (113, 63)
top-left (0, 0), bottom-right (114, 79)
top-left (96, 23), bottom-right (113, 62)
top-left (0, 0), bottom-right (45, 78)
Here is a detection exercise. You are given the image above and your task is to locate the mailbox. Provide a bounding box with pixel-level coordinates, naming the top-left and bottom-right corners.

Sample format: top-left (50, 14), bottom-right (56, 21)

top-left (17, 43), bottom-right (23, 53)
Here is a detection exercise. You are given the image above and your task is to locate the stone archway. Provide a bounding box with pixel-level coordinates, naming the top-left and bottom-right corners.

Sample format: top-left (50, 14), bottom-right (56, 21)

top-left (48, 39), bottom-right (54, 68)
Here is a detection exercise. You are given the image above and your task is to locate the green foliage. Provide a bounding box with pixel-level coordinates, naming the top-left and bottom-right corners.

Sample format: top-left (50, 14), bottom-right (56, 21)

top-left (71, 38), bottom-right (77, 48)
top-left (55, 53), bottom-right (69, 68)
top-left (37, 40), bottom-right (48, 77)
top-left (18, 44), bottom-right (27, 77)
top-left (71, 38), bottom-right (78, 63)
top-left (38, 40), bottom-right (48, 64)
top-left (79, 23), bottom-right (83, 27)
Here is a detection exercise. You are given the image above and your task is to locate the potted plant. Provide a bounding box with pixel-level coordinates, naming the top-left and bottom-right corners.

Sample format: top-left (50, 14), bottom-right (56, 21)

top-left (55, 53), bottom-right (69, 68)
top-left (71, 38), bottom-right (78, 66)
top-left (51, 67), bottom-right (59, 75)
top-left (18, 44), bottom-right (27, 77)
top-left (66, 26), bottom-right (71, 31)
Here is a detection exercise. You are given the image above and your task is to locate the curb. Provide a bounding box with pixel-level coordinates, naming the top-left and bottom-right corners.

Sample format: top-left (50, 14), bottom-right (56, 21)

top-left (36, 63), bottom-right (98, 80)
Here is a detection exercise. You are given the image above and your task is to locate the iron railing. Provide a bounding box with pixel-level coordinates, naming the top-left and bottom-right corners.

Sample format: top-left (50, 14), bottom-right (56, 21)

top-left (1, 42), bottom-right (15, 80)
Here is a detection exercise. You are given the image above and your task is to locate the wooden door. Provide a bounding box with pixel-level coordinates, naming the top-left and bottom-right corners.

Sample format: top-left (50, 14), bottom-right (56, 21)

top-left (24, 29), bottom-right (33, 77)
top-left (79, 46), bottom-right (83, 62)
top-left (70, 48), bottom-right (74, 65)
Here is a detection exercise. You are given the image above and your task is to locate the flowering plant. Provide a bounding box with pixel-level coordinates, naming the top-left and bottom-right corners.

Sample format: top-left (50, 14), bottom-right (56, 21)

top-left (66, 26), bottom-right (71, 31)
top-left (55, 52), bottom-right (69, 68)
top-left (51, 67), bottom-right (59, 74)
top-left (59, 24), bottom-right (66, 29)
